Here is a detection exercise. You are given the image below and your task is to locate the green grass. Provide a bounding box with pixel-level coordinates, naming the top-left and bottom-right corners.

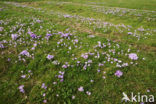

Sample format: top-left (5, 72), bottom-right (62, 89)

top-left (56, 0), bottom-right (156, 10)
top-left (0, 0), bottom-right (156, 104)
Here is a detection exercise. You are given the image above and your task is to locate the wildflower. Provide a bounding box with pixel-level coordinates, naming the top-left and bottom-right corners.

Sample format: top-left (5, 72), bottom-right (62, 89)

top-left (21, 75), bottom-right (26, 78)
top-left (59, 71), bottom-right (64, 75)
top-left (20, 50), bottom-right (30, 57)
top-left (86, 91), bottom-right (91, 96)
top-left (72, 95), bottom-right (75, 99)
top-left (88, 60), bottom-right (92, 63)
top-left (46, 33), bottom-right (52, 37)
top-left (11, 34), bottom-right (18, 40)
top-left (62, 65), bottom-right (68, 68)
top-left (53, 82), bottom-right (57, 85)
top-left (0, 27), bottom-right (4, 31)
top-left (78, 86), bottom-right (84, 92)
top-left (147, 89), bottom-right (150, 92)
top-left (8, 58), bottom-right (11, 61)
top-left (128, 32), bottom-right (133, 35)
top-left (36, 19), bottom-right (41, 23)
top-left (102, 76), bottom-right (106, 79)
top-left (52, 60), bottom-right (59, 65)
top-left (60, 79), bottom-right (64, 82)
top-left (115, 70), bottom-right (123, 77)
top-left (58, 75), bottom-right (63, 79)
top-left (43, 93), bottom-right (46, 97)
top-left (30, 33), bottom-right (37, 38)
top-left (41, 83), bottom-right (47, 89)
top-left (0, 43), bottom-right (4, 48)
top-left (46, 55), bottom-right (54, 60)
top-left (74, 39), bottom-right (78, 43)
top-left (18, 85), bottom-right (25, 93)
top-left (81, 53), bottom-right (88, 59)
top-left (64, 15), bottom-right (72, 18)
top-left (90, 80), bottom-right (94, 83)
top-left (129, 53), bottom-right (138, 60)
top-left (43, 99), bottom-right (47, 103)
top-left (97, 69), bottom-right (100, 72)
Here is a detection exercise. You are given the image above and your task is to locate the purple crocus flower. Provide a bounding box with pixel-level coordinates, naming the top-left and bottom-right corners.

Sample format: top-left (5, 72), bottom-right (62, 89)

top-left (74, 39), bottom-right (78, 43)
top-left (18, 85), bottom-right (25, 93)
top-left (41, 83), bottom-right (47, 89)
top-left (115, 70), bottom-right (123, 77)
top-left (11, 34), bottom-right (18, 40)
top-left (129, 53), bottom-right (138, 60)
top-left (30, 33), bottom-right (37, 38)
top-left (62, 65), bottom-right (68, 68)
top-left (20, 50), bottom-right (30, 57)
top-left (81, 53), bottom-right (88, 59)
top-left (46, 55), bottom-right (54, 60)
top-left (0, 27), bottom-right (4, 31)
top-left (78, 86), bottom-right (84, 92)
top-left (60, 79), bottom-right (64, 82)
top-left (58, 75), bottom-right (63, 79)
top-left (43, 93), bottom-right (46, 97)
top-left (46, 33), bottom-right (52, 37)
top-left (43, 99), bottom-right (47, 103)
top-left (0, 43), bottom-right (4, 48)
top-left (21, 75), bottom-right (26, 78)
top-left (36, 20), bottom-right (41, 23)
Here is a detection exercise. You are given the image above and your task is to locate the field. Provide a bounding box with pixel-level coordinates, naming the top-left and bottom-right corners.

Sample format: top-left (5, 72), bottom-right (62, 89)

top-left (0, 0), bottom-right (156, 104)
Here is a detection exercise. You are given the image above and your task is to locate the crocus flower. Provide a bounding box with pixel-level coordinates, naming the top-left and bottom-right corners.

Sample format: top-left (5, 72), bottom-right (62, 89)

top-left (74, 39), bottom-right (78, 43)
top-left (11, 34), bottom-right (18, 40)
top-left (47, 55), bottom-right (54, 60)
top-left (81, 53), bottom-right (88, 59)
top-left (46, 33), bottom-right (52, 37)
top-left (86, 91), bottom-right (91, 96)
top-left (43, 99), bottom-right (47, 103)
top-left (0, 43), bottom-right (4, 48)
top-left (129, 53), bottom-right (138, 60)
top-left (115, 70), bottom-right (123, 77)
top-left (128, 32), bottom-right (133, 35)
top-left (18, 85), bottom-right (25, 93)
top-left (62, 65), bottom-right (68, 68)
top-left (21, 75), bottom-right (26, 78)
top-left (0, 27), bottom-right (4, 31)
top-left (20, 50), bottom-right (30, 57)
top-left (41, 83), bottom-right (47, 89)
top-left (72, 95), bottom-right (75, 99)
top-left (30, 33), bottom-right (37, 38)
top-left (78, 86), bottom-right (84, 92)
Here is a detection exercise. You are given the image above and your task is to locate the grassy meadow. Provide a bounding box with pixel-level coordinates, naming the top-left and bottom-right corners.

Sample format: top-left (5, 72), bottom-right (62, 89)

top-left (0, 0), bottom-right (156, 104)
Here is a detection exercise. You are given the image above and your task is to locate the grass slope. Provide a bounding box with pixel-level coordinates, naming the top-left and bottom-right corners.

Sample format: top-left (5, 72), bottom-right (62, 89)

top-left (0, 0), bottom-right (156, 104)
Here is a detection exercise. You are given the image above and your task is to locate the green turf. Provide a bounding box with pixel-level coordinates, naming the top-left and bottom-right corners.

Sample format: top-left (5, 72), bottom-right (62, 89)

top-left (0, 0), bottom-right (156, 104)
